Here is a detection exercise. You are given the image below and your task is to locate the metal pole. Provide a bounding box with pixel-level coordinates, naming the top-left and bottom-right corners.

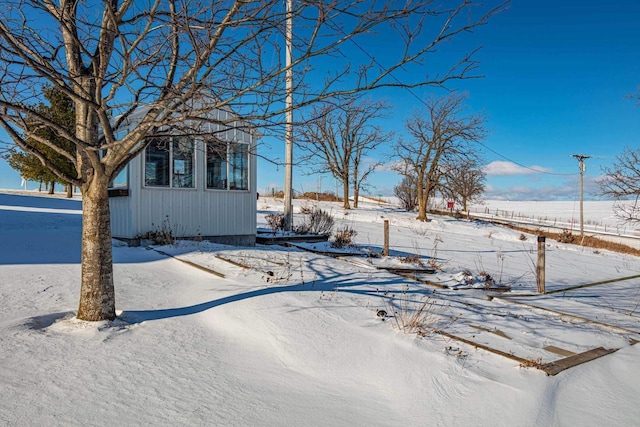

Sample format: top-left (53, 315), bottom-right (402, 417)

top-left (572, 154), bottom-right (590, 240)
top-left (283, 0), bottom-right (294, 231)
top-left (579, 162), bottom-right (584, 238)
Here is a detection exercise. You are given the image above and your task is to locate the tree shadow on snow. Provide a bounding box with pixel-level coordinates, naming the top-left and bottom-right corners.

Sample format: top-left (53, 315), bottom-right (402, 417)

top-left (119, 264), bottom-right (411, 325)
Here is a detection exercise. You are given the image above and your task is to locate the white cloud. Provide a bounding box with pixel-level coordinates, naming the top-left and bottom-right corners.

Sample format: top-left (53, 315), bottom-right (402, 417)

top-left (483, 161), bottom-right (551, 176)
top-left (376, 159), bottom-right (405, 173)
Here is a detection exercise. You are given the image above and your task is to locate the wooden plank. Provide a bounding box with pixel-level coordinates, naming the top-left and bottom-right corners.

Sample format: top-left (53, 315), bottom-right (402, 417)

top-left (470, 324), bottom-right (511, 340)
top-left (494, 296), bottom-right (640, 335)
top-left (256, 234), bottom-right (329, 245)
top-left (379, 266), bottom-right (436, 274)
top-left (543, 345), bottom-right (576, 357)
top-left (152, 248), bottom-right (226, 278)
top-left (215, 255), bottom-right (251, 269)
top-left (393, 271), bottom-right (448, 289)
top-left (337, 257), bottom-right (377, 269)
top-left (442, 331), bottom-right (622, 376)
top-left (172, 257), bottom-right (226, 278)
top-left (540, 347), bottom-right (618, 376)
top-left (545, 274), bottom-right (640, 295)
top-left (438, 331), bottom-right (529, 364)
top-left (287, 242), bottom-right (361, 257)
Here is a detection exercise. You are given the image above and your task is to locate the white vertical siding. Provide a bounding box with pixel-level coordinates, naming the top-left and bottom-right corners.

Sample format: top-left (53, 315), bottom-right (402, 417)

top-left (109, 196), bottom-right (132, 237)
top-left (132, 187), bottom-right (255, 237)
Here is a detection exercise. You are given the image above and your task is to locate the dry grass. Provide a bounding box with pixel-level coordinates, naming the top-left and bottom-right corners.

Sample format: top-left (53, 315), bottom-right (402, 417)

top-left (362, 195), bottom-right (390, 204)
top-left (385, 287), bottom-right (454, 336)
top-left (398, 254), bottom-right (424, 266)
top-left (519, 357), bottom-right (543, 369)
top-left (298, 191), bottom-right (342, 202)
top-left (506, 224), bottom-right (640, 256)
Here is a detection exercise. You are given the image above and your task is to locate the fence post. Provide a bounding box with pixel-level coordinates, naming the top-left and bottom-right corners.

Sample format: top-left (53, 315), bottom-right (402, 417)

top-left (537, 236), bottom-right (546, 294)
top-left (383, 219), bottom-right (389, 257)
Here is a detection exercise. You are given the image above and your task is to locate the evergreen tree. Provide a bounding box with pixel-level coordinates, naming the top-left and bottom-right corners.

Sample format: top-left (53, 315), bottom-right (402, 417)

top-left (3, 87), bottom-right (76, 196)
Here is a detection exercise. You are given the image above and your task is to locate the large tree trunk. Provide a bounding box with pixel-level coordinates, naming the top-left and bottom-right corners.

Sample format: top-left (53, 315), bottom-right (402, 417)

top-left (77, 174), bottom-right (116, 321)
top-left (353, 187), bottom-right (359, 209)
top-left (48, 181), bottom-right (55, 195)
top-left (66, 183), bottom-right (73, 198)
top-left (342, 176), bottom-right (351, 209)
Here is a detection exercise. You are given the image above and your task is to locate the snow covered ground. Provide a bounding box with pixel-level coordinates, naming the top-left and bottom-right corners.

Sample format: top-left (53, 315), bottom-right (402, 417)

top-left (1, 192), bottom-right (639, 426)
top-left (469, 199), bottom-right (639, 236)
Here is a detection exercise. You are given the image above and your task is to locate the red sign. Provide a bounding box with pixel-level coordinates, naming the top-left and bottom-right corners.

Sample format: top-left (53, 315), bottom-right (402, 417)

top-left (447, 201), bottom-right (454, 210)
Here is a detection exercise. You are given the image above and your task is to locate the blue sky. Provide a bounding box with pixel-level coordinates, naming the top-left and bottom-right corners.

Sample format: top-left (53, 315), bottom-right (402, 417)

top-left (258, 1), bottom-right (640, 201)
top-left (1, 1), bottom-right (639, 201)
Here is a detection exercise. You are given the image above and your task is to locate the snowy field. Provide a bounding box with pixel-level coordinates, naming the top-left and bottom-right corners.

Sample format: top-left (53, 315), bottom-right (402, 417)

top-left (1, 192), bottom-right (640, 426)
top-left (470, 199), bottom-right (622, 227)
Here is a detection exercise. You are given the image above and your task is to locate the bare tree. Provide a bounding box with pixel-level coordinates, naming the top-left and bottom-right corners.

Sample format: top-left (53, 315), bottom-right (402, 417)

top-left (440, 156), bottom-right (486, 211)
top-left (394, 176), bottom-right (419, 211)
top-left (0, 0), bottom-right (506, 321)
top-left (296, 98), bottom-right (391, 209)
top-left (600, 147), bottom-right (640, 223)
top-left (393, 93), bottom-right (486, 221)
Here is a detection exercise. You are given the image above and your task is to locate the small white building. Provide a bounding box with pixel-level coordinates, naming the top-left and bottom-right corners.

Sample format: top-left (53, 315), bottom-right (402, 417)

top-left (108, 107), bottom-right (257, 246)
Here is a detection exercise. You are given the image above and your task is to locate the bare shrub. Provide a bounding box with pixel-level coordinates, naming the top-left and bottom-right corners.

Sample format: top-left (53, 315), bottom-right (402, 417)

top-left (299, 203), bottom-right (313, 215)
top-left (332, 225), bottom-right (357, 248)
top-left (394, 176), bottom-right (418, 211)
top-left (519, 233), bottom-right (527, 241)
top-left (427, 235), bottom-right (444, 271)
top-left (385, 287), bottom-right (456, 336)
top-left (558, 229), bottom-right (575, 244)
top-left (399, 254), bottom-right (424, 266)
top-left (308, 208), bottom-right (335, 235)
top-left (478, 271), bottom-right (495, 288)
top-left (265, 213), bottom-right (285, 233)
top-left (137, 216), bottom-right (175, 245)
top-left (293, 223), bottom-right (311, 234)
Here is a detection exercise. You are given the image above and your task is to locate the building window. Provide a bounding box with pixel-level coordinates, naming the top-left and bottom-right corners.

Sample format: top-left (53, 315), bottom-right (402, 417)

top-left (110, 165), bottom-right (129, 188)
top-left (145, 137), bottom-right (194, 188)
top-left (206, 141), bottom-right (227, 189)
top-left (206, 141), bottom-right (249, 191)
top-left (172, 138), bottom-right (194, 188)
top-left (229, 143), bottom-right (248, 190)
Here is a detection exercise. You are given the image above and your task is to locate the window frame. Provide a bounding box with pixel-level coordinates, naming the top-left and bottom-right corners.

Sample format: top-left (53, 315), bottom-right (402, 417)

top-left (143, 136), bottom-right (196, 190)
top-left (205, 139), bottom-right (250, 192)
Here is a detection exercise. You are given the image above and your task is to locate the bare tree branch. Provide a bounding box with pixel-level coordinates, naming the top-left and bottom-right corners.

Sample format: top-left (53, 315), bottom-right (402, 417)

top-left (600, 147), bottom-right (640, 223)
top-left (295, 96), bottom-right (392, 209)
top-left (393, 92), bottom-right (486, 221)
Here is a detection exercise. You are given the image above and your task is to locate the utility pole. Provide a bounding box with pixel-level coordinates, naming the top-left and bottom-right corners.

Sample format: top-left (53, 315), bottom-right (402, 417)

top-left (283, 0), bottom-right (294, 231)
top-left (572, 154), bottom-right (591, 239)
